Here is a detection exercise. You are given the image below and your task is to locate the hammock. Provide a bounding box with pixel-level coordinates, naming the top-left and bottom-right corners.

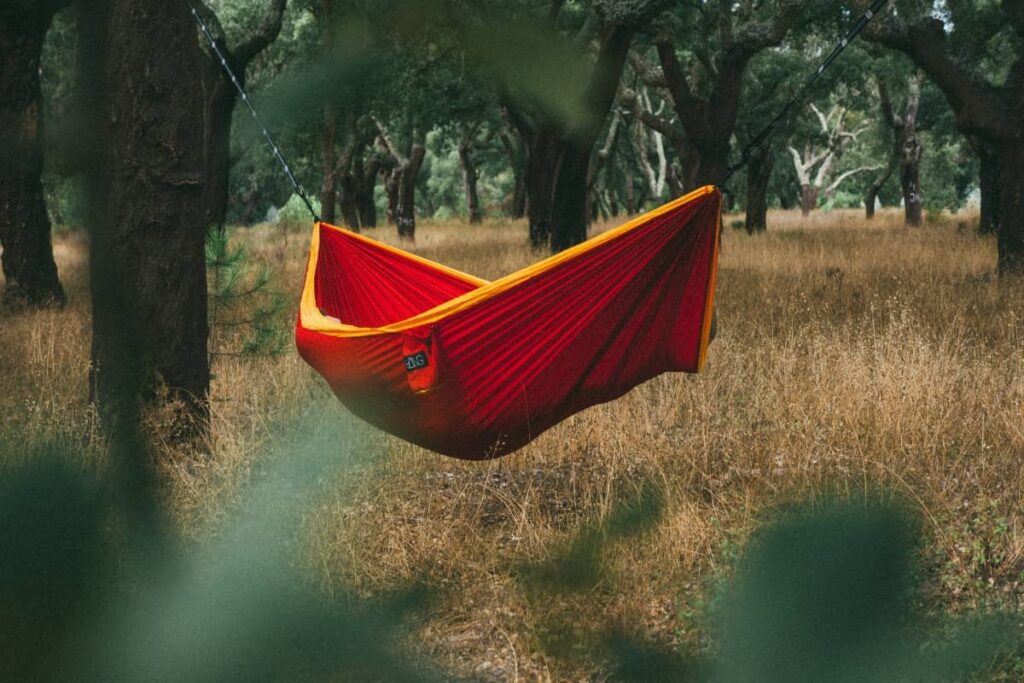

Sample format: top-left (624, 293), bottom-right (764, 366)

top-left (295, 185), bottom-right (721, 460)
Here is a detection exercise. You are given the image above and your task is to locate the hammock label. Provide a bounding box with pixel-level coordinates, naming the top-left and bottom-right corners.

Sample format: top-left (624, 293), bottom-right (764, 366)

top-left (402, 327), bottom-right (440, 394)
top-left (404, 352), bottom-right (429, 371)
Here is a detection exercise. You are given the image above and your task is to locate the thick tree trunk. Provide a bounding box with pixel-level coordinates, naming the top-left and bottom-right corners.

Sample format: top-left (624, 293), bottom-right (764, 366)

top-left (198, 74), bottom-right (234, 231)
top-left (0, 6), bottom-right (66, 307)
top-left (87, 0), bottom-right (210, 434)
top-left (800, 184), bottom-right (818, 217)
top-left (549, 139), bottom-right (592, 252)
top-left (744, 149), bottom-right (772, 234)
top-left (354, 155), bottom-right (378, 228)
top-left (549, 25), bottom-right (634, 252)
top-left (458, 133), bottom-right (482, 224)
top-left (320, 106), bottom-right (338, 225)
top-left (694, 139), bottom-right (731, 190)
top-left (196, 0), bottom-right (286, 230)
top-left (337, 174), bottom-right (360, 229)
top-left (525, 126), bottom-right (562, 248)
top-left (978, 142), bottom-right (1002, 236)
top-left (334, 113), bottom-right (364, 230)
top-left (998, 143), bottom-right (1024, 274)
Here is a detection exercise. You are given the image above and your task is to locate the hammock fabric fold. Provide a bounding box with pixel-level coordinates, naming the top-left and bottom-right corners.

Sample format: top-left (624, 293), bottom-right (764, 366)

top-left (295, 185), bottom-right (722, 460)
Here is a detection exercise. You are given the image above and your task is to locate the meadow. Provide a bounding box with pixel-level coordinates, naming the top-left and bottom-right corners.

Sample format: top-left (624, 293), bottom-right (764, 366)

top-left (2, 208), bottom-right (1023, 680)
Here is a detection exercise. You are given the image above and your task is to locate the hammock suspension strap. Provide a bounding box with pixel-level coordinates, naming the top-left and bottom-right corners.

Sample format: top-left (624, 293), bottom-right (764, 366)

top-left (186, 0), bottom-right (321, 223)
top-left (723, 0), bottom-right (891, 186)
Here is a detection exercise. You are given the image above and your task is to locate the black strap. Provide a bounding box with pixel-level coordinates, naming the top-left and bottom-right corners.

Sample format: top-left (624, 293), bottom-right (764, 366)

top-left (722, 0), bottom-right (891, 186)
top-left (186, 0), bottom-right (321, 223)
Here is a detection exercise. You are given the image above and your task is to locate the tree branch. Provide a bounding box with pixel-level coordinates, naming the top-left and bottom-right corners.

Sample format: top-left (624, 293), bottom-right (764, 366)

top-left (825, 165), bottom-right (883, 194)
top-left (865, 15), bottom-right (1010, 139)
top-left (372, 116), bottom-right (407, 164)
top-left (655, 41), bottom-right (703, 131)
top-left (234, 0), bottom-right (288, 69)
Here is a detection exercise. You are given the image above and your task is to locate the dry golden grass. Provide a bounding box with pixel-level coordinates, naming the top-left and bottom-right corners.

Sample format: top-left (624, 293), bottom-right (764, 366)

top-left (2, 207), bottom-right (1023, 680)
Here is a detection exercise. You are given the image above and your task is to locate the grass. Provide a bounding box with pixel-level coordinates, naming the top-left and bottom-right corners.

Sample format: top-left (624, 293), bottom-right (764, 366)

top-left (2, 207), bottom-right (1023, 680)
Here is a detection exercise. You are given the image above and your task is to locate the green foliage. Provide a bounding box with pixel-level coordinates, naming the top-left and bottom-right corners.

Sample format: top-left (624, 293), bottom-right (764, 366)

top-left (206, 228), bottom-right (288, 357)
top-left (610, 504), bottom-right (1015, 683)
top-left (0, 417), bottom-right (444, 682)
top-left (277, 193), bottom-right (321, 228)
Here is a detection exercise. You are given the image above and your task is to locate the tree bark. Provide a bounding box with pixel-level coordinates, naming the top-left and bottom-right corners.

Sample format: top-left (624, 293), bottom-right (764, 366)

top-left (353, 154), bottom-right (378, 228)
top-left (744, 148), bottom-right (773, 233)
top-left (864, 162), bottom-right (893, 219)
top-left (396, 137), bottom-right (425, 240)
top-left (458, 127), bottom-right (483, 224)
top-left (978, 142), bottom-right (1001, 235)
top-left (85, 0), bottom-right (210, 435)
top-left (499, 125), bottom-right (527, 218)
top-left (800, 184), bottom-right (818, 217)
top-left (998, 143), bottom-right (1024, 274)
top-left (900, 147), bottom-right (923, 226)
top-left (523, 125), bottom-right (562, 247)
top-left (320, 106), bottom-right (338, 225)
top-left (550, 24), bottom-right (634, 252)
top-left (195, 0), bottom-right (287, 231)
top-left (0, 1), bottom-right (68, 307)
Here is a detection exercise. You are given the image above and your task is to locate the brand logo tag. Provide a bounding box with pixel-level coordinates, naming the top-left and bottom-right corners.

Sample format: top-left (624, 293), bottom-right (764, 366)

top-left (404, 351), bottom-right (429, 372)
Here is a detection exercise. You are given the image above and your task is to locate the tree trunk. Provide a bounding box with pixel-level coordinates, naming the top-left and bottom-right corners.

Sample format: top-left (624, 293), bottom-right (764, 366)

top-left (195, 0), bottom-right (286, 231)
top-left (0, 5), bottom-right (66, 307)
top-left (800, 184), bottom-right (818, 217)
top-left (978, 142), bottom-right (1002, 235)
top-left (864, 186), bottom-right (879, 219)
top-left (777, 187), bottom-right (795, 210)
top-left (320, 106), bottom-right (338, 225)
top-left (354, 155), bottom-right (378, 228)
top-left (549, 139), bottom-right (591, 252)
top-left (744, 148), bottom-right (772, 234)
top-left (900, 146), bottom-right (923, 226)
top-left (458, 131), bottom-right (482, 224)
top-left (549, 25), bottom-right (634, 252)
top-left (998, 143), bottom-right (1024, 274)
top-left (694, 139), bottom-right (731, 190)
top-left (623, 172), bottom-right (636, 214)
top-left (385, 168), bottom-right (399, 225)
top-left (500, 126), bottom-right (527, 219)
top-left (525, 126), bottom-right (561, 247)
top-left (396, 141), bottom-right (425, 240)
top-left (198, 73), bottom-right (234, 231)
top-left (87, 0), bottom-right (210, 435)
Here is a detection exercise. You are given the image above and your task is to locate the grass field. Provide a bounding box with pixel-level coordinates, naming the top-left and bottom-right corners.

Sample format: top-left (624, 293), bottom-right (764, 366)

top-left (2, 207), bottom-right (1023, 680)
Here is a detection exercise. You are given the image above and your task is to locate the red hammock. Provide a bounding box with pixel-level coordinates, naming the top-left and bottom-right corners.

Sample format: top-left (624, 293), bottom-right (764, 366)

top-left (295, 186), bottom-right (721, 460)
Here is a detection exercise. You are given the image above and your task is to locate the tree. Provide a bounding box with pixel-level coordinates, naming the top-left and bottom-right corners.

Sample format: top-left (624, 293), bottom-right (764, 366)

top-left (630, 0), bottom-right (806, 192)
top-left (878, 73), bottom-right (923, 226)
top-left (375, 118), bottom-right (425, 239)
top-left (77, 0), bottom-right (211, 435)
top-left (194, 0), bottom-right (288, 232)
top-left (500, 0), bottom-right (668, 251)
top-left (0, 0), bottom-right (69, 307)
top-left (862, 0), bottom-right (1024, 273)
top-left (458, 122), bottom-right (484, 224)
top-left (787, 104), bottom-right (880, 216)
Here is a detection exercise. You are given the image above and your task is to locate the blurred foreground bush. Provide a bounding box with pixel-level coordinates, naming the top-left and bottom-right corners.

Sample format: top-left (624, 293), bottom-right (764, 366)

top-left (0, 436), bottom-right (1015, 681)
